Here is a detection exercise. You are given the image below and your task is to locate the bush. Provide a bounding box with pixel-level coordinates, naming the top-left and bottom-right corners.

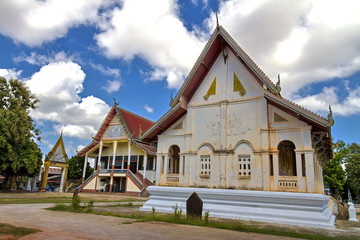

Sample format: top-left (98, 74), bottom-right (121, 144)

top-left (71, 195), bottom-right (81, 210)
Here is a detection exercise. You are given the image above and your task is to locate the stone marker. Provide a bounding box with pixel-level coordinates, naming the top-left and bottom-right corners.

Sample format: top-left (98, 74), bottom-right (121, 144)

top-left (187, 192), bottom-right (203, 219)
top-left (348, 202), bottom-right (359, 222)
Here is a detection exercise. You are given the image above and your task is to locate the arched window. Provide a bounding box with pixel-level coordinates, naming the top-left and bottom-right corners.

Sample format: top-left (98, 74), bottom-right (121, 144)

top-left (278, 141), bottom-right (297, 176)
top-left (168, 145), bottom-right (180, 174)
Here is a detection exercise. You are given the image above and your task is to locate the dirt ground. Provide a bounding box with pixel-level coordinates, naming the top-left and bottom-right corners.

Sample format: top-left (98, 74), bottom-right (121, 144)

top-left (0, 203), bottom-right (301, 240)
top-left (0, 192), bottom-right (359, 240)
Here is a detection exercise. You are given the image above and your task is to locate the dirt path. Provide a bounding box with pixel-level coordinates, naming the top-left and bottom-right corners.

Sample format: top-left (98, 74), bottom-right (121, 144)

top-left (0, 204), bottom-right (300, 240)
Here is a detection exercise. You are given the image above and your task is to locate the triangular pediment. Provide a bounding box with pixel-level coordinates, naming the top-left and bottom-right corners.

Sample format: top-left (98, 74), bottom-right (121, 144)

top-left (45, 134), bottom-right (69, 164)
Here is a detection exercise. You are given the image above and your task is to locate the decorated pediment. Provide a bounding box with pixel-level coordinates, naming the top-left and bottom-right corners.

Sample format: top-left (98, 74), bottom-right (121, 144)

top-left (103, 124), bottom-right (127, 139)
top-left (45, 134), bottom-right (69, 165)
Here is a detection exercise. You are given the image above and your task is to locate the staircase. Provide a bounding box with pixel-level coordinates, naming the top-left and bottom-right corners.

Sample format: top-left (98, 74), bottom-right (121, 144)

top-left (78, 170), bottom-right (97, 190)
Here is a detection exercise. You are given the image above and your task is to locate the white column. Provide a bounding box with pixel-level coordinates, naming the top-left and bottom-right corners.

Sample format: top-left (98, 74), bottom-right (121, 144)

top-left (155, 154), bottom-right (162, 185)
top-left (164, 155), bottom-right (169, 181)
top-left (112, 140), bottom-right (117, 168)
top-left (295, 151), bottom-right (305, 192)
top-left (305, 152), bottom-right (316, 193)
top-left (273, 153), bottom-right (279, 190)
top-left (82, 152), bottom-right (88, 183)
top-left (59, 167), bottom-right (66, 192)
top-left (261, 153), bottom-right (270, 191)
top-left (143, 152), bottom-right (148, 180)
top-left (97, 141), bottom-right (103, 170)
top-left (127, 140), bottom-right (131, 171)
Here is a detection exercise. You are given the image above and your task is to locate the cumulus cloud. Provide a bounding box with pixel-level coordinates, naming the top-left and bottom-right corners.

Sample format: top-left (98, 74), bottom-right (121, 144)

top-left (0, 68), bottom-right (22, 79)
top-left (294, 86), bottom-right (360, 117)
top-left (144, 104), bottom-right (154, 113)
top-left (205, 0), bottom-right (360, 98)
top-left (95, 0), bottom-right (205, 89)
top-left (0, 0), bottom-right (113, 46)
top-left (25, 61), bottom-right (110, 139)
top-left (102, 80), bottom-right (122, 93)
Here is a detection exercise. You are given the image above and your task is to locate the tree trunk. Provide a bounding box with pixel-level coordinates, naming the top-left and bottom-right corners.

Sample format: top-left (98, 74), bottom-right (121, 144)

top-left (10, 175), bottom-right (17, 191)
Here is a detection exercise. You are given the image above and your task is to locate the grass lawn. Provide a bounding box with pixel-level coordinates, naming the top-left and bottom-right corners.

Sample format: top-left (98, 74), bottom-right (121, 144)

top-left (0, 223), bottom-right (40, 239)
top-left (0, 193), bottom-right (144, 204)
top-left (48, 204), bottom-right (359, 240)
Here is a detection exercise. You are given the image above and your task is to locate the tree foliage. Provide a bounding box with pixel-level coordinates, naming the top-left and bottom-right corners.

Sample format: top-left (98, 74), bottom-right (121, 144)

top-left (323, 140), bottom-right (346, 197)
top-left (345, 143), bottom-right (360, 195)
top-left (67, 155), bottom-right (94, 180)
top-left (0, 77), bottom-right (42, 188)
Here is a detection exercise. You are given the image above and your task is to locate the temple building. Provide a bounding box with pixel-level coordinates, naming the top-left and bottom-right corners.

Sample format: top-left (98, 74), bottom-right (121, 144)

top-left (78, 106), bottom-right (157, 195)
top-left (141, 26), bottom-right (333, 193)
top-left (140, 26), bottom-right (335, 228)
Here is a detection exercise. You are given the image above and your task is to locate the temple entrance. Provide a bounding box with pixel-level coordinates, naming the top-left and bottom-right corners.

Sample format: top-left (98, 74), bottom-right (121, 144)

top-left (168, 145), bottom-right (180, 174)
top-left (278, 141), bottom-right (297, 176)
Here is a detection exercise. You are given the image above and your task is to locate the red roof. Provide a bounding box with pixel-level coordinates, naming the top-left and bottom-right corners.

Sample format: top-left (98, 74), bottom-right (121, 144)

top-left (78, 106), bottom-right (155, 157)
top-left (117, 107), bottom-right (154, 138)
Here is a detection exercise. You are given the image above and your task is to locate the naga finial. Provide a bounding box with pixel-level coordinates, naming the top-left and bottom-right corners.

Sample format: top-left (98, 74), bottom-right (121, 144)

top-left (169, 92), bottom-right (174, 107)
top-left (275, 74), bottom-right (281, 94)
top-left (112, 97), bottom-right (119, 106)
top-left (327, 105), bottom-right (335, 127)
top-left (216, 11), bottom-right (220, 30)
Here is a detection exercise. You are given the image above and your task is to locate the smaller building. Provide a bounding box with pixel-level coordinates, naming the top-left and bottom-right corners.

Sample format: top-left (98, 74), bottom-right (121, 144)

top-left (78, 105), bottom-right (157, 195)
top-left (40, 134), bottom-right (69, 192)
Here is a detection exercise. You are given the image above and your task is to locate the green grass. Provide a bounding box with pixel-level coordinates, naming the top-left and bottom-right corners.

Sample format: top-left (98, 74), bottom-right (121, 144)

top-left (47, 204), bottom-right (358, 240)
top-left (0, 197), bottom-right (142, 204)
top-left (0, 223), bottom-right (40, 239)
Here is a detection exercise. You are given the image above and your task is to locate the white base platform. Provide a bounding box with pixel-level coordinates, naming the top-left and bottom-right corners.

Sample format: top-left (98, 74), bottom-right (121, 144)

top-left (140, 186), bottom-right (335, 229)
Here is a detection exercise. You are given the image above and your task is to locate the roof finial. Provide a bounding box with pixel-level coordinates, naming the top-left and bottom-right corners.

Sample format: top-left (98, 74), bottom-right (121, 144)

top-left (216, 11), bottom-right (220, 30)
top-left (275, 74), bottom-right (281, 94)
top-left (327, 105), bottom-right (335, 127)
top-left (112, 97), bottom-right (119, 106)
top-left (169, 92), bottom-right (174, 107)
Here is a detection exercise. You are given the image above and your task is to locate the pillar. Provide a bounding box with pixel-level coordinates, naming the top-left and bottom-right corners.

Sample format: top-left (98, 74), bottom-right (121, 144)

top-left (127, 140), bottom-right (131, 172)
top-left (97, 141), bottom-right (103, 171)
top-left (82, 152), bottom-right (88, 184)
top-left (143, 152), bottom-right (148, 184)
top-left (41, 163), bottom-right (50, 190)
top-left (261, 153), bottom-right (270, 190)
top-left (110, 140), bottom-right (117, 193)
top-left (59, 167), bottom-right (66, 192)
top-left (272, 151), bottom-right (279, 190)
top-left (155, 154), bottom-right (162, 185)
top-left (305, 152), bottom-right (316, 193)
top-left (295, 151), bottom-right (306, 192)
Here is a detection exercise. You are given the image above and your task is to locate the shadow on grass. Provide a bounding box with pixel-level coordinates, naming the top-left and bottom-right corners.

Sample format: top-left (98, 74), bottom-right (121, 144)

top-left (0, 223), bottom-right (40, 239)
top-left (47, 204), bottom-right (359, 240)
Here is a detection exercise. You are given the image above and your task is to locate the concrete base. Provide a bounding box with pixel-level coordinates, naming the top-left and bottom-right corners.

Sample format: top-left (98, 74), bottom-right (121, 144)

top-left (140, 186), bottom-right (335, 229)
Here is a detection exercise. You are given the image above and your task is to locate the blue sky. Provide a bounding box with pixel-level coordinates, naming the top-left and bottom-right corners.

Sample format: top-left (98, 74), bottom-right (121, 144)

top-left (0, 0), bottom-right (359, 159)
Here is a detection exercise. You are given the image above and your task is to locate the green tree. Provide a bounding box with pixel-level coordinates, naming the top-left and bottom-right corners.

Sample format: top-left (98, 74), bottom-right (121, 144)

top-left (345, 143), bottom-right (360, 195)
top-left (67, 155), bottom-right (94, 180)
top-left (0, 77), bottom-right (42, 190)
top-left (323, 140), bottom-right (346, 197)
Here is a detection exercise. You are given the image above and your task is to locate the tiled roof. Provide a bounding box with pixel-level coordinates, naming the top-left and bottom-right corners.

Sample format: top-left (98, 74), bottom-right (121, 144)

top-left (116, 107), bottom-right (154, 139)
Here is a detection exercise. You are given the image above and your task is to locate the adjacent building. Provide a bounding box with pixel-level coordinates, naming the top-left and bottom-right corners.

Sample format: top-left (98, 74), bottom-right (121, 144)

top-left (78, 106), bottom-right (156, 195)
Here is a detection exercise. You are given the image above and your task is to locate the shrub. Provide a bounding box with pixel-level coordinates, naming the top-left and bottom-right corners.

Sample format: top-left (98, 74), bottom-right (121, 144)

top-left (71, 195), bottom-right (81, 210)
top-left (172, 204), bottom-right (183, 220)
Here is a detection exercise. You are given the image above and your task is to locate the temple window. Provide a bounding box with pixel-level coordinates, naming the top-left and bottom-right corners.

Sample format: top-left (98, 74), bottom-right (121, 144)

top-left (238, 155), bottom-right (251, 178)
top-left (168, 145), bottom-right (180, 174)
top-left (200, 155), bottom-right (211, 178)
top-left (278, 141), bottom-right (297, 176)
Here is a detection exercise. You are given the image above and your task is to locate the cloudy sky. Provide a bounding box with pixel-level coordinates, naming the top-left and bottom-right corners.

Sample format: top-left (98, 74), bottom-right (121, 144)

top-left (0, 0), bottom-right (359, 158)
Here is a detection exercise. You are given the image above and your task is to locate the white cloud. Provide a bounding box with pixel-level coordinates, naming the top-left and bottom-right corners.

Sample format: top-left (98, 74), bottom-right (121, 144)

top-left (25, 61), bottom-right (110, 139)
top-left (102, 80), bottom-right (122, 93)
top-left (95, 0), bottom-right (206, 89)
top-left (90, 63), bottom-right (120, 77)
top-left (144, 104), bottom-right (154, 113)
top-left (13, 51), bottom-right (76, 66)
top-left (0, 68), bottom-right (22, 79)
top-left (205, 0), bottom-right (360, 98)
top-left (0, 0), bottom-right (113, 46)
top-left (294, 86), bottom-right (360, 117)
